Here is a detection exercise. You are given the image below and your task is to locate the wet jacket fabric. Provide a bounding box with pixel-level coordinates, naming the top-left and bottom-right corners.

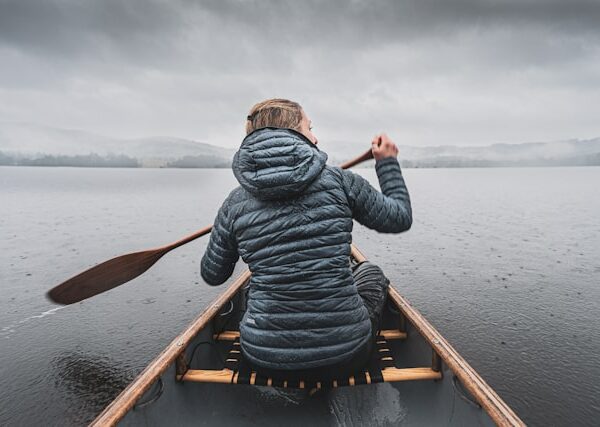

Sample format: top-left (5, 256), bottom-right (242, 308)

top-left (201, 127), bottom-right (412, 370)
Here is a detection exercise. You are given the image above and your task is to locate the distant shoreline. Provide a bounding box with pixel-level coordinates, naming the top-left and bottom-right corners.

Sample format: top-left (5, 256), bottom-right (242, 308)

top-left (3, 124), bottom-right (599, 169)
top-left (2, 149), bottom-right (600, 169)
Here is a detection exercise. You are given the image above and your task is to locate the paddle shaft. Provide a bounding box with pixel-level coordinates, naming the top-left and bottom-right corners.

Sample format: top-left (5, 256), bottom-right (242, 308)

top-left (48, 148), bottom-right (374, 304)
top-left (161, 224), bottom-right (213, 252)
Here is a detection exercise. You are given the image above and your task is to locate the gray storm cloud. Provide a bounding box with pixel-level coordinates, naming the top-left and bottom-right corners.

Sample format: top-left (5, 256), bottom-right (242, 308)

top-left (1, 0), bottom-right (599, 149)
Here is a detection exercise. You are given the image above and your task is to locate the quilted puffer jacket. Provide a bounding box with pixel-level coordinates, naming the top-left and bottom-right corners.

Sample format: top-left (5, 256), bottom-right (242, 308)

top-left (201, 127), bottom-right (412, 370)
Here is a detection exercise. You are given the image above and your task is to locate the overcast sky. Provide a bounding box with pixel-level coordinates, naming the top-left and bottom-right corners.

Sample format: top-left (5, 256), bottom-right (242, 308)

top-left (1, 0), bottom-right (600, 149)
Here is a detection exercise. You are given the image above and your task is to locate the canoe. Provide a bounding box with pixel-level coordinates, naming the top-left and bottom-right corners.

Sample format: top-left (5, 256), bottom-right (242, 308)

top-left (91, 245), bottom-right (524, 426)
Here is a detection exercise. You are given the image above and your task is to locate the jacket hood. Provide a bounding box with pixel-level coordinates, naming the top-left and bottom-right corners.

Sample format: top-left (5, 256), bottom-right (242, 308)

top-left (232, 127), bottom-right (328, 200)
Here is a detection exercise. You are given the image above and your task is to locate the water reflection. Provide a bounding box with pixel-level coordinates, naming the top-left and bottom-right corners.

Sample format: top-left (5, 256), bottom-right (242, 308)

top-left (52, 351), bottom-right (136, 424)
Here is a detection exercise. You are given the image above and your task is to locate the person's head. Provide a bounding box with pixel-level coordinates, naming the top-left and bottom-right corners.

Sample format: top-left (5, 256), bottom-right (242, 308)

top-left (245, 98), bottom-right (318, 145)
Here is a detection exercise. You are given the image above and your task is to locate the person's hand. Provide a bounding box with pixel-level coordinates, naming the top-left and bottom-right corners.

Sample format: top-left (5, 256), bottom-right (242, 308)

top-left (371, 133), bottom-right (399, 161)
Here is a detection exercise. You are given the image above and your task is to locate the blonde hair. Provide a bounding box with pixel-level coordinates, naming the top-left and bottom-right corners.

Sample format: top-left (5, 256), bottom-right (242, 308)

top-left (245, 98), bottom-right (303, 135)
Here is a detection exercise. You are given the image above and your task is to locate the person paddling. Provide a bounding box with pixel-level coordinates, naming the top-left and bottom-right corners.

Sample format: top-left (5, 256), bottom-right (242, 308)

top-left (201, 98), bottom-right (412, 382)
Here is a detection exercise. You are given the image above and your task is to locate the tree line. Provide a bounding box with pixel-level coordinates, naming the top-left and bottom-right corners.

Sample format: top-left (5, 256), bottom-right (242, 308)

top-left (0, 152), bottom-right (139, 167)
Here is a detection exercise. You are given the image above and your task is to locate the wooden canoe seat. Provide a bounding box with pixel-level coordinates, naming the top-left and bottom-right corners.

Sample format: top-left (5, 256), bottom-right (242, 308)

top-left (178, 330), bottom-right (442, 388)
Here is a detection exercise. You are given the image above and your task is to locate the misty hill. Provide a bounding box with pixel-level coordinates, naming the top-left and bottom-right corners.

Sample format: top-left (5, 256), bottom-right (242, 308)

top-left (326, 138), bottom-right (600, 168)
top-left (0, 122), bottom-right (234, 167)
top-left (1, 122), bottom-right (599, 168)
top-left (397, 139), bottom-right (600, 167)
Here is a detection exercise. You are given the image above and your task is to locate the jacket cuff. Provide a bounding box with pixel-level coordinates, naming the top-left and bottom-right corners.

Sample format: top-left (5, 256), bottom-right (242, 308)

top-left (375, 156), bottom-right (401, 173)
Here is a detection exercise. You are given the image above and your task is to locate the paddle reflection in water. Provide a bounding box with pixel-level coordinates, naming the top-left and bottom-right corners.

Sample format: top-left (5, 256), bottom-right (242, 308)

top-left (52, 351), bottom-right (136, 425)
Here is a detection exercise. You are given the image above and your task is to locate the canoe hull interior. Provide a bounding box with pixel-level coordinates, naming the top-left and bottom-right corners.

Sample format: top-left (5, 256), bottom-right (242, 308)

top-left (117, 285), bottom-right (496, 426)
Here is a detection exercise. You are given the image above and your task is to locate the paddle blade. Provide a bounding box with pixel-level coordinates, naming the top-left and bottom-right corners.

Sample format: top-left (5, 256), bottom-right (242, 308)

top-left (47, 249), bottom-right (167, 305)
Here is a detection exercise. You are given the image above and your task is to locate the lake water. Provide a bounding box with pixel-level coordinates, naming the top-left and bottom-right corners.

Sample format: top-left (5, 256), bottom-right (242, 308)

top-left (1, 166), bottom-right (599, 426)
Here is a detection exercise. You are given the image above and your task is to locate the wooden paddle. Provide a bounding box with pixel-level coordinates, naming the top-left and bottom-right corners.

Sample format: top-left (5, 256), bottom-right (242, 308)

top-left (47, 149), bottom-right (374, 305)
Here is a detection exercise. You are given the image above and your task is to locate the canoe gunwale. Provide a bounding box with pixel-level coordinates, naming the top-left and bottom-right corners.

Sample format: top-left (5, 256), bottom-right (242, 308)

top-left (350, 245), bottom-right (524, 427)
top-left (91, 245), bottom-right (524, 427)
top-left (89, 269), bottom-right (252, 427)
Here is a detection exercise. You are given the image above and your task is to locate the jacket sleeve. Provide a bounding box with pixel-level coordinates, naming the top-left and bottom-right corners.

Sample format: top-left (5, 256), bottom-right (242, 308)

top-left (341, 157), bottom-right (412, 233)
top-left (201, 199), bottom-right (239, 286)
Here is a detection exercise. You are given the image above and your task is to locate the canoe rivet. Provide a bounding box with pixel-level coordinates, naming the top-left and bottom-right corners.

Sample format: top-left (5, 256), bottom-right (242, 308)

top-left (177, 341), bottom-right (183, 347)
top-left (432, 338), bottom-right (440, 344)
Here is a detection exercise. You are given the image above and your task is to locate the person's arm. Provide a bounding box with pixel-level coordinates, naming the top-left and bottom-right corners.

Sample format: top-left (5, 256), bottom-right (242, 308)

top-left (341, 134), bottom-right (412, 233)
top-left (201, 199), bottom-right (239, 286)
